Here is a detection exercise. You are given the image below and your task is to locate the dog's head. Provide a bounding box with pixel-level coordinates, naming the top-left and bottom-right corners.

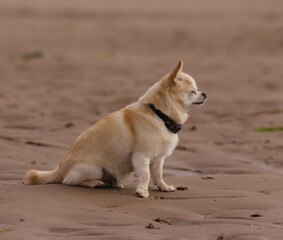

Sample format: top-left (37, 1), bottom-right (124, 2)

top-left (162, 60), bottom-right (207, 109)
top-left (139, 61), bottom-right (207, 112)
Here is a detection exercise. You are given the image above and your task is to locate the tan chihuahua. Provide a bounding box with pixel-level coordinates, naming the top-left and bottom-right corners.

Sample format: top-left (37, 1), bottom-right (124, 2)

top-left (23, 61), bottom-right (207, 198)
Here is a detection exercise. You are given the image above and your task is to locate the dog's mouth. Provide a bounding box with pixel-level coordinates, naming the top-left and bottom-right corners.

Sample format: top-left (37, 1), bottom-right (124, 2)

top-left (192, 102), bottom-right (204, 105)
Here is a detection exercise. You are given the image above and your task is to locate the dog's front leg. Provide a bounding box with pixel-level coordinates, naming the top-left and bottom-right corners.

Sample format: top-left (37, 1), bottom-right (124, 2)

top-left (132, 153), bottom-right (150, 198)
top-left (150, 157), bottom-right (175, 192)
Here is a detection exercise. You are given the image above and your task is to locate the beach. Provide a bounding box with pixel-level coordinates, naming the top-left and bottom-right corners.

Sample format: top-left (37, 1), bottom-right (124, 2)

top-left (1, 1), bottom-right (283, 239)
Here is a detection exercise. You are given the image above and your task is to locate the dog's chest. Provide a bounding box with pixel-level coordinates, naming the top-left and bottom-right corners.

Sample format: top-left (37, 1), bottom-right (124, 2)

top-left (153, 134), bottom-right (179, 160)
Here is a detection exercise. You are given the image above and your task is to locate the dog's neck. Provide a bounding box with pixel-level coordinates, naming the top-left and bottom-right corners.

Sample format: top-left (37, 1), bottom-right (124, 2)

top-left (152, 92), bottom-right (188, 125)
top-left (148, 103), bottom-right (182, 134)
top-left (139, 85), bottom-right (188, 125)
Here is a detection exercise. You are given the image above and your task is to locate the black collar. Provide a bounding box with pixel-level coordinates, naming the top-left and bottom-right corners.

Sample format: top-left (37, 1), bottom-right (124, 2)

top-left (149, 104), bottom-right (182, 134)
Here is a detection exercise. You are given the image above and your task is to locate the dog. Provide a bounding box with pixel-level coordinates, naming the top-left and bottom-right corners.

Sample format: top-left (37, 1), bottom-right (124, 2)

top-left (23, 60), bottom-right (207, 198)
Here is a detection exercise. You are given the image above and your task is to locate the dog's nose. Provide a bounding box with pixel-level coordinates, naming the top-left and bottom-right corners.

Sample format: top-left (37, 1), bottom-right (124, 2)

top-left (202, 92), bottom-right (207, 98)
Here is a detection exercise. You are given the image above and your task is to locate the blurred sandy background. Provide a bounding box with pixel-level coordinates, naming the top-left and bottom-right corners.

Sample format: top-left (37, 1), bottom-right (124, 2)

top-left (1, 1), bottom-right (283, 239)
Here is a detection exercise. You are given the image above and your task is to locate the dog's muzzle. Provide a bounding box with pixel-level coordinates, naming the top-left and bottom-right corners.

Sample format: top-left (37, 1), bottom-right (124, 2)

top-left (192, 92), bottom-right (207, 105)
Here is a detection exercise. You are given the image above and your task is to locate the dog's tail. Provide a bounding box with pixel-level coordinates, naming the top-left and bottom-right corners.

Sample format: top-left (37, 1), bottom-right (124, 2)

top-left (23, 167), bottom-right (62, 185)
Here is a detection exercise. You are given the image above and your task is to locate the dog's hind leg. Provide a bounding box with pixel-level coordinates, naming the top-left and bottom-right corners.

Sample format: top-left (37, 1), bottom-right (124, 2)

top-left (62, 163), bottom-right (103, 186)
top-left (79, 180), bottom-right (105, 188)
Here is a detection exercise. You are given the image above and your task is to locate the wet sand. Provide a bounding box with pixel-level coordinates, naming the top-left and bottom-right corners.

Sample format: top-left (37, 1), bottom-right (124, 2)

top-left (1, 0), bottom-right (283, 239)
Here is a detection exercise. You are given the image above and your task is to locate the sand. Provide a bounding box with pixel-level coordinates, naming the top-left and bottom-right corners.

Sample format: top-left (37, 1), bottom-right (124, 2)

top-left (1, 0), bottom-right (283, 239)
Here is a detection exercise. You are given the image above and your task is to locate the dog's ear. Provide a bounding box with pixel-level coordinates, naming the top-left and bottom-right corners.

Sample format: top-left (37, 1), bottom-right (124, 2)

top-left (167, 60), bottom-right (183, 86)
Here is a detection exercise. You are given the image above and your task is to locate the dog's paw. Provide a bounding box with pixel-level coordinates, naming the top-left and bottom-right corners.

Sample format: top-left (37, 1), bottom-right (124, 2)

top-left (136, 190), bottom-right (149, 198)
top-left (159, 184), bottom-right (176, 192)
top-left (94, 181), bottom-right (105, 188)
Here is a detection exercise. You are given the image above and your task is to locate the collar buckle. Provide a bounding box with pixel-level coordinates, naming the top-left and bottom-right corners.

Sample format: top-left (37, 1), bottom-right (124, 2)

top-left (164, 119), bottom-right (182, 134)
top-left (149, 104), bottom-right (182, 134)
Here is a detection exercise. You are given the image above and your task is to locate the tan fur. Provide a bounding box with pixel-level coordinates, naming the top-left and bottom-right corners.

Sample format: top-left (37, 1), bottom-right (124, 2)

top-left (23, 61), bottom-right (207, 198)
top-left (24, 168), bottom-right (62, 185)
top-left (123, 108), bottom-right (137, 140)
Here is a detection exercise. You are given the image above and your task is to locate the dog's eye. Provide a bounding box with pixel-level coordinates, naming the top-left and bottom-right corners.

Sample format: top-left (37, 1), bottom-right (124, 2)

top-left (191, 91), bottom-right (197, 94)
